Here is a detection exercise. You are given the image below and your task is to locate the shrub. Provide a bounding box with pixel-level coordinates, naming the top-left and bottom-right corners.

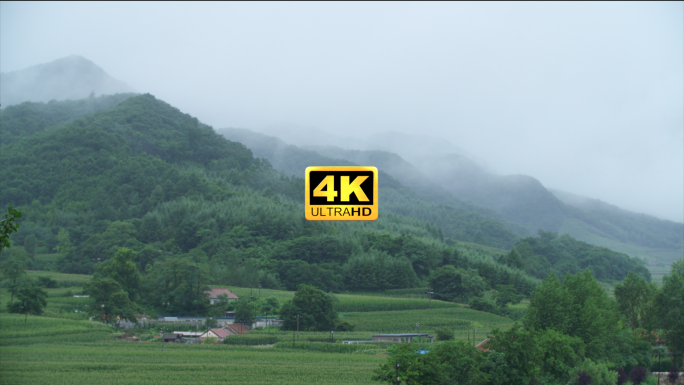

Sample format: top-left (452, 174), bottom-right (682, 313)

top-left (469, 297), bottom-right (499, 315)
top-left (578, 370), bottom-right (591, 385)
top-left (668, 363), bottom-right (680, 385)
top-left (630, 365), bottom-right (647, 385)
top-left (222, 334), bottom-right (279, 346)
top-left (435, 327), bottom-right (454, 341)
top-left (334, 319), bottom-right (354, 331)
top-left (617, 367), bottom-right (629, 385)
top-left (568, 359), bottom-right (616, 385)
top-left (202, 336), bottom-right (217, 344)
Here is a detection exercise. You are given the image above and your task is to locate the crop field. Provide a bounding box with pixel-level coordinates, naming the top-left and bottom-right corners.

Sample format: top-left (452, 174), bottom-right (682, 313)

top-left (340, 307), bottom-right (513, 336)
top-left (0, 314), bottom-right (385, 385)
top-left (223, 286), bottom-right (458, 312)
top-left (0, 275), bottom-right (517, 384)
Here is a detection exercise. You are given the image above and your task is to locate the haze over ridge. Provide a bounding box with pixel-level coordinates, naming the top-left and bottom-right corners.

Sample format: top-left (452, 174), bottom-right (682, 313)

top-left (1, 2), bottom-right (682, 222)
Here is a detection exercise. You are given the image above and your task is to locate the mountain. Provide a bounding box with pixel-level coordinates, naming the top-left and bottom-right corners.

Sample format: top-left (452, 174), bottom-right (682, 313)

top-left (218, 127), bottom-right (525, 249)
top-left (0, 94), bottom-right (541, 296)
top-left (254, 126), bottom-right (683, 264)
top-left (0, 55), bottom-right (134, 107)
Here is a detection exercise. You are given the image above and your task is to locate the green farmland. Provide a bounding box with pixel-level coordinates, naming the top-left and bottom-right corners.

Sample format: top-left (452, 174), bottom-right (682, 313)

top-left (0, 274), bottom-right (517, 384)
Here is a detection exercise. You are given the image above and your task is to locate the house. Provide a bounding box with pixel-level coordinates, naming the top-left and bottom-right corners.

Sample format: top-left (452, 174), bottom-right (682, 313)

top-left (371, 334), bottom-right (434, 343)
top-left (201, 328), bottom-right (231, 341)
top-left (163, 334), bottom-right (182, 343)
top-left (475, 338), bottom-right (490, 351)
top-left (224, 323), bottom-right (249, 335)
top-left (205, 288), bottom-right (239, 305)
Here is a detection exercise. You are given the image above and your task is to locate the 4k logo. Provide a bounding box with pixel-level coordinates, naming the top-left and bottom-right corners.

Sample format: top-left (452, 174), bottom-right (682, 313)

top-left (305, 166), bottom-right (378, 221)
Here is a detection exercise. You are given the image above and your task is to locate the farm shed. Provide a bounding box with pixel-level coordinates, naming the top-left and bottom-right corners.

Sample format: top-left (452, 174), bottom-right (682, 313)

top-left (163, 334), bottom-right (182, 343)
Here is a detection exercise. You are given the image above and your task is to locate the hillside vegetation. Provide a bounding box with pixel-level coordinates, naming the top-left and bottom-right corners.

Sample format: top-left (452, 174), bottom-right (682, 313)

top-left (1, 94), bottom-right (543, 317)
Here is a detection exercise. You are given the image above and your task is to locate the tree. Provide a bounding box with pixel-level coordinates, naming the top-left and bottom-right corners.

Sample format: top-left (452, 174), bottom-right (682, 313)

top-left (101, 247), bottom-right (141, 300)
top-left (280, 284), bottom-right (337, 331)
top-left (373, 340), bottom-right (483, 385)
top-left (55, 227), bottom-right (75, 255)
top-left (492, 284), bottom-right (524, 308)
top-left (524, 273), bottom-right (573, 334)
top-left (436, 326), bottom-right (454, 341)
top-left (429, 265), bottom-right (485, 303)
top-left (655, 259), bottom-right (684, 366)
top-left (143, 257), bottom-right (211, 315)
top-left (614, 272), bottom-right (657, 331)
top-left (8, 284), bottom-right (48, 323)
top-left (83, 278), bottom-right (138, 322)
top-left (23, 234), bottom-right (37, 258)
top-left (1, 251), bottom-right (28, 303)
top-left (234, 299), bottom-right (257, 327)
top-left (0, 204), bottom-right (22, 253)
top-left (260, 296), bottom-right (280, 315)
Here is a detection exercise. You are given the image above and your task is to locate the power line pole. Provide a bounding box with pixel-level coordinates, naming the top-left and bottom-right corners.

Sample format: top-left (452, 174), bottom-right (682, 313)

top-left (426, 287), bottom-right (434, 310)
top-left (293, 315), bottom-right (300, 348)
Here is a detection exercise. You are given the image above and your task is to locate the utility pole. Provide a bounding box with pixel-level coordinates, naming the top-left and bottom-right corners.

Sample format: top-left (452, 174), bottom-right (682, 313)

top-left (259, 286), bottom-right (261, 299)
top-left (426, 287), bottom-right (434, 310)
top-left (395, 360), bottom-right (400, 385)
top-left (473, 329), bottom-right (477, 347)
top-left (293, 315), bottom-right (300, 348)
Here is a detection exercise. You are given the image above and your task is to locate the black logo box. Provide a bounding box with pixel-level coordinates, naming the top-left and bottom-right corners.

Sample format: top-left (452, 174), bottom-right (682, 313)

top-left (308, 170), bottom-right (375, 205)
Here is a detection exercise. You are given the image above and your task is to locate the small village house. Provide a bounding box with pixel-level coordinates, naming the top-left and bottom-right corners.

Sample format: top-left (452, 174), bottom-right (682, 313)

top-left (201, 328), bottom-right (231, 341)
top-left (224, 323), bottom-right (249, 335)
top-left (204, 288), bottom-right (239, 305)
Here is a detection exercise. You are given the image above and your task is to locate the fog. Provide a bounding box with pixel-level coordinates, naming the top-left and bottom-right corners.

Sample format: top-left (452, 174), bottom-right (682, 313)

top-left (1, 2), bottom-right (682, 222)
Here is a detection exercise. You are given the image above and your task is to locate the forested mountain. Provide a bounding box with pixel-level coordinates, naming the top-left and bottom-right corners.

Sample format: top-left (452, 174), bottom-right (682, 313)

top-left (0, 94), bottom-right (542, 302)
top-left (257, 127), bottom-right (682, 264)
top-left (218, 128), bottom-right (525, 249)
top-left (0, 93), bottom-right (136, 146)
top-left (0, 55), bottom-right (134, 108)
top-left (500, 231), bottom-right (651, 281)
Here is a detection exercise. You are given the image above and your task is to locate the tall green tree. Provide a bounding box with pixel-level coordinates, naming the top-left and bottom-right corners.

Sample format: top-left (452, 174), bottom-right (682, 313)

top-left (8, 284), bottom-right (48, 323)
top-left (83, 277), bottom-right (138, 322)
top-left (0, 204), bottom-right (22, 253)
top-left (280, 284), bottom-right (337, 331)
top-left (1, 251), bottom-right (28, 303)
top-left (524, 273), bottom-right (573, 333)
top-left (101, 247), bottom-right (141, 300)
top-left (429, 265), bottom-right (486, 303)
top-left (614, 272), bottom-right (657, 332)
top-left (655, 259), bottom-right (684, 365)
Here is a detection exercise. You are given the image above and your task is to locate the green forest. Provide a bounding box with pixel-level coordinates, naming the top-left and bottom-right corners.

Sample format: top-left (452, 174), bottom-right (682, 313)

top-left (0, 94), bottom-right (656, 316)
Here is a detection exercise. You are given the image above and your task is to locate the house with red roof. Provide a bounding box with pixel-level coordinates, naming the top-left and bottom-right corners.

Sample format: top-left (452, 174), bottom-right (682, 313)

top-left (204, 288), bottom-right (239, 304)
top-left (201, 328), bottom-right (231, 341)
top-left (475, 338), bottom-right (490, 351)
top-left (224, 323), bottom-right (250, 335)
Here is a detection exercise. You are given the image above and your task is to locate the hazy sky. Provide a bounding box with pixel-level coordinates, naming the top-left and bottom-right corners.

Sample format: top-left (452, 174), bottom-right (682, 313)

top-left (2, 2), bottom-right (682, 222)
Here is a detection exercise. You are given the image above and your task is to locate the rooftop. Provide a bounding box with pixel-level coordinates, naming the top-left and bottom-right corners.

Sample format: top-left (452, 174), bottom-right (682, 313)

top-left (205, 288), bottom-right (239, 300)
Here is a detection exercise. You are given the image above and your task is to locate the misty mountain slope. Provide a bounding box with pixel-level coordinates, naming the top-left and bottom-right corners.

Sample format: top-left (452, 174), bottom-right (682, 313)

top-left (552, 189), bottom-right (684, 251)
top-left (0, 93), bottom-right (541, 294)
top-left (302, 144), bottom-right (529, 233)
top-left (257, 127), bottom-right (682, 262)
top-left (218, 127), bottom-right (524, 248)
top-left (0, 93), bottom-right (137, 146)
top-left (0, 55), bottom-right (134, 107)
